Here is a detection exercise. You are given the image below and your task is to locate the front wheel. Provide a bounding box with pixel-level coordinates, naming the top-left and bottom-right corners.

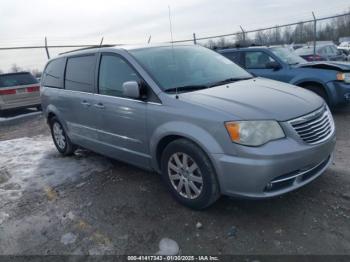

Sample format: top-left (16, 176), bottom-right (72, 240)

top-left (161, 139), bottom-right (220, 209)
top-left (49, 117), bottom-right (76, 156)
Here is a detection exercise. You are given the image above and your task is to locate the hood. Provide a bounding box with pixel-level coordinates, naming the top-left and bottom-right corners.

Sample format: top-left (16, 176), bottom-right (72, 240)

top-left (297, 61), bottom-right (350, 71)
top-left (180, 78), bottom-right (324, 121)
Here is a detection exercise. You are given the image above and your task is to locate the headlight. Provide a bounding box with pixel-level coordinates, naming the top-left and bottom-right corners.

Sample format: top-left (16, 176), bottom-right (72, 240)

top-left (225, 120), bottom-right (285, 146)
top-left (336, 72), bottom-right (350, 83)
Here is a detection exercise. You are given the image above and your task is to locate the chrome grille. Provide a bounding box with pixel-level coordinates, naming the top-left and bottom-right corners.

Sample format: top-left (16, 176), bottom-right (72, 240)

top-left (289, 106), bottom-right (335, 145)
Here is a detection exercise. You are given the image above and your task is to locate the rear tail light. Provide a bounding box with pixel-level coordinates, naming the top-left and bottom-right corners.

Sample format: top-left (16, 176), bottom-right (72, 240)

top-left (306, 55), bottom-right (324, 61)
top-left (0, 89), bottom-right (16, 95)
top-left (27, 86), bottom-right (40, 92)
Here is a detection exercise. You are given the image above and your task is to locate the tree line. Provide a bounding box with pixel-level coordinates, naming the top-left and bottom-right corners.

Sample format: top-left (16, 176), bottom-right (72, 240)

top-left (205, 9), bottom-right (350, 49)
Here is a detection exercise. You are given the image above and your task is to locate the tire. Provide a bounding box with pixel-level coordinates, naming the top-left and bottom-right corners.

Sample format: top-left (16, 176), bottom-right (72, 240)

top-left (303, 85), bottom-right (329, 105)
top-left (49, 117), bottom-right (76, 156)
top-left (160, 139), bottom-right (220, 209)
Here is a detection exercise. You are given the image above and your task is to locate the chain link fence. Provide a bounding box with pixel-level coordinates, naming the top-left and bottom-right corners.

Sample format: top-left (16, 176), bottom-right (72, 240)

top-left (0, 11), bottom-right (349, 75)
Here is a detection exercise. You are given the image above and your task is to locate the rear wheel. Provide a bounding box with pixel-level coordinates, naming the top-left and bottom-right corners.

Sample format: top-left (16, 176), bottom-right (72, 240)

top-left (49, 117), bottom-right (76, 156)
top-left (161, 139), bottom-right (220, 209)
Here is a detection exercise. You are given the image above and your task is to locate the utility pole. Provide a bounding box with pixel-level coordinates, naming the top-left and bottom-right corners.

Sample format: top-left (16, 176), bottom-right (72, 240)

top-left (44, 37), bottom-right (50, 59)
top-left (239, 26), bottom-right (245, 46)
top-left (312, 12), bottom-right (317, 59)
top-left (193, 33), bottom-right (197, 45)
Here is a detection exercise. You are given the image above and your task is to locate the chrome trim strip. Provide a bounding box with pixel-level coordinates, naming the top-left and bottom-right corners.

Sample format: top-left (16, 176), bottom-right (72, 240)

top-left (271, 157), bottom-right (328, 184)
top-left (68, 122), bottom-right (141, 143)
top-left (43, 86), bottom-right (162, 106)
top-left (289, 105), bottom-right (325, 125)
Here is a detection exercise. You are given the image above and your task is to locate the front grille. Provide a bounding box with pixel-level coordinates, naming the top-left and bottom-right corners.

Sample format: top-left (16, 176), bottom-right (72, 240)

top-left (289, 106), bottom-right (335, 145)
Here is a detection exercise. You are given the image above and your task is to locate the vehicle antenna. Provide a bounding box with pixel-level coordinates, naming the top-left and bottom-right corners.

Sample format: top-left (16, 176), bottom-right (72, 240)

top-left (168, 5), bottom-right (179, 99)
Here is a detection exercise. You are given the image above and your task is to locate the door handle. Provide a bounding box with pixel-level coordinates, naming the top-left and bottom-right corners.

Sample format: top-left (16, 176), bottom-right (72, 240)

top-left (81, 101), bottom-right (91, 107)
top-left (94, 103), bottom-right (105, 109)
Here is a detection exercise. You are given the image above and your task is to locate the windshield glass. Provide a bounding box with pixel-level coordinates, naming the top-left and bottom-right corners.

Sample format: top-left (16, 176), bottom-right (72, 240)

top-left (129, 46), bottom-right (252, 92)
top-left (271, 47), bottom-right (306, 64)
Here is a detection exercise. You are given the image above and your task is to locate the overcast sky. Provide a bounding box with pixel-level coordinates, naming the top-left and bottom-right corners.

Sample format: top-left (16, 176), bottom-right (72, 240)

top-left (0, 0), bottom-right (349, 72)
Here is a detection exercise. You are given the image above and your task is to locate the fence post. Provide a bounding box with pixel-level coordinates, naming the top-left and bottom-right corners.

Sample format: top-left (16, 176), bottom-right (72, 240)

top-left (44, 37), bottom-right (50, 59)
top-left (193, 33), bottom-right (197, 44)
top-left (312, 12), bottom-right (317, 59)
top-left (239, 26), bottom-right (245, 45)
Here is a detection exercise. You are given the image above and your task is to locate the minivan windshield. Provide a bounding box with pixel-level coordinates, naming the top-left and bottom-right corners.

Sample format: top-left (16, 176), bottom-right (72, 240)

top-left (270, 47), bottom-right (306, 65)
top-left (129, 46), bottom-right (252, 93)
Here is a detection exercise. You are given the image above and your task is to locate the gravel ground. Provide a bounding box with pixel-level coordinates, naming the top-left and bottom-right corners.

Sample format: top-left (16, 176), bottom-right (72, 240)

top-left (0, 108), bottom-right (349, 256)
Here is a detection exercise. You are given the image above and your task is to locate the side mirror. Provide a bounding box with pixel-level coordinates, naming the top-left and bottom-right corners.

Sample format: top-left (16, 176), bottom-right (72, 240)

top-left (266, 61), bottom-right (281, 71)
top-left (122, 81), bottom-right (141, 99)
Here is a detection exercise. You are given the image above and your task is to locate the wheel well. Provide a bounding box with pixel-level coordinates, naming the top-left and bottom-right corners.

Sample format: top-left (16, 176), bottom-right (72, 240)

top-left (47, 112), bottom-right (56, 124)
top-left (156, 135), bottom-right (183, 170)
top-left (297, 82), bottom-right (328, 96)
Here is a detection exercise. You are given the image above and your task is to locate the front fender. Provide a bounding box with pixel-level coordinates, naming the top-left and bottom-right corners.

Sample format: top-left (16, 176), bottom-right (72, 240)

top-left (149, 121), bottom-right (224, 172)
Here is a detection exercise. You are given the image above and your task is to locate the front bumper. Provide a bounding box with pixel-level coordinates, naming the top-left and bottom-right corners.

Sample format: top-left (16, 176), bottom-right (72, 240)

top-left (326, 81), bottom-right (350, 106)
top-left (211, 135), bottom-right (336, 198)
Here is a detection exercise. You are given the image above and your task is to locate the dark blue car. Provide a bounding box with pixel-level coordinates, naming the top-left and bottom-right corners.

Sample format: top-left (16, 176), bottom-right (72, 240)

top-left (218, 46), bottom-right (350, 107)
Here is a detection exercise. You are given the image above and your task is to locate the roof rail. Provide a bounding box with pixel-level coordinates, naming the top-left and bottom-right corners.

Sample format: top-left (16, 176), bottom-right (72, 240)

top-left (59, 44), bottom-right (118, 55)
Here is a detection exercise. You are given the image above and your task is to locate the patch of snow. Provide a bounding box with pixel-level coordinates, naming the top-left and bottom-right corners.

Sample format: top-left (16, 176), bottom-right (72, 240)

top-left (0, 136), bottom-right (112, 202)
top-left (156, 238), bottom-right (179, 256)
top-left (0, 212), bottom-right (9, 224)
top-left (60, 232), bottom-right (77, 245)
top-left (67, 211), bottom-right (75, 220)
top-left (196, 222), bottom-right (203, 229)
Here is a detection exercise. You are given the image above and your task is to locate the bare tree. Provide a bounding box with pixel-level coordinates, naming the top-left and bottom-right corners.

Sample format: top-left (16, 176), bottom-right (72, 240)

top-left (10, 64), bottom-right (22, 73)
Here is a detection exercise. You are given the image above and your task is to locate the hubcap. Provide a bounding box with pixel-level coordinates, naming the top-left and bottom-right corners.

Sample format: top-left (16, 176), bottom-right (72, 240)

top-left (168, 152), bottom-right (203, 199)
top-left (53, 122), bottom-right (66, 150)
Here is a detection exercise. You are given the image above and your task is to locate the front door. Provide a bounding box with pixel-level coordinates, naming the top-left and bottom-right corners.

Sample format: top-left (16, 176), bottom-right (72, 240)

top-left (93, 53), bottom-right (149, 168)
top-left (243, 51), bottom-right (286, 81)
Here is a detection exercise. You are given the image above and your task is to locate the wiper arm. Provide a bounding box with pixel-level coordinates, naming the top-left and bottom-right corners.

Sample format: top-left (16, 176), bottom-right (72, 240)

top-left (165, 85), bottom-right (209, 93)
top-left (209, 77), bottom-right (253, 87)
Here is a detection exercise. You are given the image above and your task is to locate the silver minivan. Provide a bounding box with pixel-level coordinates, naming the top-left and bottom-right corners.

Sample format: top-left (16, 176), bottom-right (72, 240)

top-left (41, 44), bottom-right (336, 209)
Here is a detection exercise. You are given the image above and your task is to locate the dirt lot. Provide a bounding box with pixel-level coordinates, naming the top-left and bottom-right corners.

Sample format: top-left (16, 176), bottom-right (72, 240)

top-left (0, 108), bottom-right (349, 256)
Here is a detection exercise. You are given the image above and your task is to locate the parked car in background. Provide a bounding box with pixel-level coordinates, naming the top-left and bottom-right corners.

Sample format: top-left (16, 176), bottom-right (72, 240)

top-left (295, 44), bottom-right (347, 61)
top-left (41, 44), bottom-right (335, 209)
top-left (338, 41), bottom-right (350, 52)
top-left (0, 72), bottom-right (41, 113)
top-left (338, 42), bottom-right (350, 61)
top-left (218, 46), bottom-right (350, 107)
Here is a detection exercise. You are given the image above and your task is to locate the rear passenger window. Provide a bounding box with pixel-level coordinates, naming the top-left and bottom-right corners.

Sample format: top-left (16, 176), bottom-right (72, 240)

top-left (65, 55), bottom-right (95, 92)
top-left (42, 58), bottom-right (65, 88)
top-left (222, 52), bottom-right (243, 67)
top-left (98, 55), bottom-right (140, 98)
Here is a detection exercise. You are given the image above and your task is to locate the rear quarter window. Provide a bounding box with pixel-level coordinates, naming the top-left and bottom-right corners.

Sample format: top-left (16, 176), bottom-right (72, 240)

top-left (65, 55), bottom-right (96, 93)
top-left (0, 73), bottom-right (38, 88)
top-left (42, 58), bottom-right (66, 88)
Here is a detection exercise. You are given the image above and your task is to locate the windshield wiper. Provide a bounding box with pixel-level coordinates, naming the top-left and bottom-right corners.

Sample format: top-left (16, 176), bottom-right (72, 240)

top-left (209, 77), bottom-right (253, 87)
top-left (165, 85), bottom-right (209, 94)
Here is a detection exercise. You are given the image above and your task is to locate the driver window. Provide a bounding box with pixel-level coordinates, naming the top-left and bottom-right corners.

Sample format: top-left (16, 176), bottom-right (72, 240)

top-left (245, 51), bottom-right (277, 69)
top-left (99, 55), bottom-right (140, 98)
